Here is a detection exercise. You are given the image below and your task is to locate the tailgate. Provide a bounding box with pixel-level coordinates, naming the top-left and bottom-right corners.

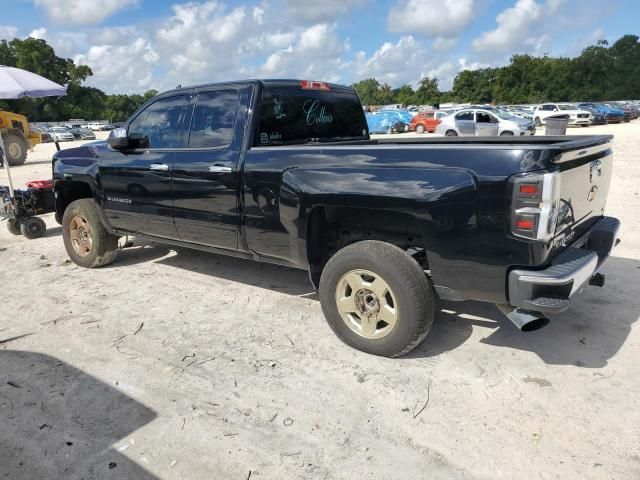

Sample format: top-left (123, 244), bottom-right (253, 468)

top-left (552, 139), bottom-right (613, 247)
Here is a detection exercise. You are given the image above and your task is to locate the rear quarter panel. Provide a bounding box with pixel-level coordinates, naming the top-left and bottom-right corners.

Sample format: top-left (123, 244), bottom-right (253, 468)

top-left (242, 145), bottom-right (557, 303)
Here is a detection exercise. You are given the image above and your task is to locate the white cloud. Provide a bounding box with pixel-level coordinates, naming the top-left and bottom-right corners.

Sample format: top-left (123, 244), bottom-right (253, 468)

top-left (432, 37), bottom-right (458, 51)
top-left (0, 25), bottom-right (18, 40)
top-left (471, 0), bottom-right (561, 55)
top-left (283, 0), bottom-right (365, 22)
top-left (34, 0), bottom-right (138, 25)
top-left (28, 28), bottom-right (48, 39)
top-left (74, 37), bottom-right (158, 92)
top-left (388, 0), bottom-right (475, 37)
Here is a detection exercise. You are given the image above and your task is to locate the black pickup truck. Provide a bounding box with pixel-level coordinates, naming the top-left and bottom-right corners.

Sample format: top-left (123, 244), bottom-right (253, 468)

top-left (52, 79), bottom-right (620, 357)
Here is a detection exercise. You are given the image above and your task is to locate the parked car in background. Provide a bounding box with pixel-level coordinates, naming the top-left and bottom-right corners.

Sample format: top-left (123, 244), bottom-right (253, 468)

top-left (365, 110), bottom-right (411, 134)
top-left (611, 103), bottom-right (635, 122)
top-left (87, 122), bottom-right (107, 131)
top-left (578, 103), bottom-right (624, 124)
top-left (410, 111), bottom-right (441, 133)
top-left (69, 127), bottom-right (96, 140)
top-left (579, 106), bottom-right (608, 125)
top-left (47, 127), bottom-right (75, 142)
top-left (436, 108), bottom-right (535, 136)
top-left (534, 104), bottom-right (591, 127)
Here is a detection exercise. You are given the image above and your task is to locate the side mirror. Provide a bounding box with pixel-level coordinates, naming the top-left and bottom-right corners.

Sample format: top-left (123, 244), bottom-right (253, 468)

top-left (107, 128), bottom-right (129, 149)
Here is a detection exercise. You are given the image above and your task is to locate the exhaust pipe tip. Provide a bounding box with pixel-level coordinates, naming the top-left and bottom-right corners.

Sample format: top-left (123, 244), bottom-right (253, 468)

top-left (496, 304), bottom-right (550, 332)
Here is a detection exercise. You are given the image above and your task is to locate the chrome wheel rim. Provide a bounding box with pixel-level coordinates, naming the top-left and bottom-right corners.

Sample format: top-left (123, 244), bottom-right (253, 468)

top-left (69, 215), bottom-right (93, 257)
top-left (335, 269), bottom-right (398, 339)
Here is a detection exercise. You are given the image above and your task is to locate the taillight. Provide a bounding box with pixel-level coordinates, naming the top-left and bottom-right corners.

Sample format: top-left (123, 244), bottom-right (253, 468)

top-left (510, 172), bottom-right (560, 241)
top-left (300, 80), bottom-right (330, 91)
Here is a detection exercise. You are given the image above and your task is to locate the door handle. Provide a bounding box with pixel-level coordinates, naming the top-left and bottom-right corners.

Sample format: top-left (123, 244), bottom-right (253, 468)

top-left (208, 165), bottom-right (232, 173)
top-left (149, 163), bottom-right (169, 171)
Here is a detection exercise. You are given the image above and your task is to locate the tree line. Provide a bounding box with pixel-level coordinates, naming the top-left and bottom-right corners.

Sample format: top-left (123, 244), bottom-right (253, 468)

top-left (352, 34), bottom-right (640, 106)
top-left (0, 38), bottom-right (157, 122)
top-left (1, 34), bottom-right (639, 121)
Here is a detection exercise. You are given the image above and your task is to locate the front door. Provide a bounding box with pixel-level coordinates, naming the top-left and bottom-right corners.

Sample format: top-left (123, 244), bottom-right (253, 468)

top-left (172, 87), bottom-right (248, 250)
top-left (475, 111), bottom-right (499, 136)
top-left (100, 94), bottom-right (192, 239)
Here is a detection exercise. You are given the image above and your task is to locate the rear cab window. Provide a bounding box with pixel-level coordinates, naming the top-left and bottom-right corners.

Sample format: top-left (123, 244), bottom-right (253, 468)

top-left (256, 81), bottom-right (369, 146)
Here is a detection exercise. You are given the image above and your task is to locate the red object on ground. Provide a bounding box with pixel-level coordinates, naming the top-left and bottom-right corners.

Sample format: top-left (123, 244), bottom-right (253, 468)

top-left (26, 179), bottom-right (53, 190)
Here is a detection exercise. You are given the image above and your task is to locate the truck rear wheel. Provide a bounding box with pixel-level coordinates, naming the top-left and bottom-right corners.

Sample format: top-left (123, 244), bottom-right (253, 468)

top-left (62, 199), bottom-right (119, 268)
top-left (2, 133), bottom-right (28, 166)
top-left (319, 240), bottom-right (435, 357)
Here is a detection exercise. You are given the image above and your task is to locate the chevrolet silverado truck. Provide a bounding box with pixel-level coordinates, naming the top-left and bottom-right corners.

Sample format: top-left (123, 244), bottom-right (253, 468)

top-left (51, 79), bottom-right (620, 357)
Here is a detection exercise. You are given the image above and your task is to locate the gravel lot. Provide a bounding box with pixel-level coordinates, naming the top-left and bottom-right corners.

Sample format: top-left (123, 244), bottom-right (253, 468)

top-left (1, 125), bottom-right (639, 480)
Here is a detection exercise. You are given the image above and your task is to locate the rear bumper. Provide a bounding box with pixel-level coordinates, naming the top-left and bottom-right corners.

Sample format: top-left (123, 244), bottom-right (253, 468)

top-left (507, 216), bottom-right (620, 313)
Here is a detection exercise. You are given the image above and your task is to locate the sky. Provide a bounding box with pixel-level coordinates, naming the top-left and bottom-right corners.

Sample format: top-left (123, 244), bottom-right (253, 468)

top-left (0, 0), bottom-right (638, 94)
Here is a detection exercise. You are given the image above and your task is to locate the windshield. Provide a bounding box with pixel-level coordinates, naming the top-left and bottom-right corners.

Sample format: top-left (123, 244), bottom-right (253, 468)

top-left (493, 108), bottom-right (518, 120)
top-left (257, 86), bottom-right (369, 145)
top-left (558, 105), bottom-right (577, 111)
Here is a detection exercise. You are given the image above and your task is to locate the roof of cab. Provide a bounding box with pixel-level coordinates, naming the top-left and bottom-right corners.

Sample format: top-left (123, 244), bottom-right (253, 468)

top-left (161, 79), bottom-right (355, 95)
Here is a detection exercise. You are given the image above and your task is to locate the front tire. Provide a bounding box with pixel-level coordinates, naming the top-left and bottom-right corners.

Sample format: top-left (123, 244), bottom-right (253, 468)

top-left (500, 131), bottom-right (514, 136)
top-left (319, 241), bottom-right (435, 357)
top-left (445, 130), bottom-right (458, 136)
top-left (62, 199), bottom-right (119, 268)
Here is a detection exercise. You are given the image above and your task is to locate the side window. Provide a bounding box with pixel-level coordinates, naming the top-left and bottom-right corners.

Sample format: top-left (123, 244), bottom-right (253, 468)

top-left (455, 111), bottom-right (473, 121)
top-left (128, 95), bottom-right (190, 149)
top-left (189, 90), bottom-right (239, 148)
top-left (476, 112), bottom-right (493, 123)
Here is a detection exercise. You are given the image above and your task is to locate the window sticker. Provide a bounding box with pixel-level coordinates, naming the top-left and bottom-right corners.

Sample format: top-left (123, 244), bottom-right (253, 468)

top-left (273, 97), bottom-right (286, 120)
top-left (259, 131), bottom-right (282, 144)
top-left (303, 99), bottom-right (333, 126)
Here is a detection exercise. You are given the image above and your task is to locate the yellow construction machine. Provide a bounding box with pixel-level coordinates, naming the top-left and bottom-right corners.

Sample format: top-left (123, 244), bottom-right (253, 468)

top-left (0, 110), bottom-right (45, 166)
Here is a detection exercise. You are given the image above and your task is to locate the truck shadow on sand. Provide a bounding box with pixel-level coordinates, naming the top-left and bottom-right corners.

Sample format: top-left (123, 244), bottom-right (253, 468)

top-left (113, 241), bottom-right (638, 369)
top-left (0, 350), bottom-right (158, 480)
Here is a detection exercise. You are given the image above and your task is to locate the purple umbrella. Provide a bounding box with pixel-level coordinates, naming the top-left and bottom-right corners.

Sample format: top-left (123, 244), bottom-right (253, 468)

top-left (0, 65), bottom-right (66, 202)
top-left (0, 65), bottom-right (67, 99)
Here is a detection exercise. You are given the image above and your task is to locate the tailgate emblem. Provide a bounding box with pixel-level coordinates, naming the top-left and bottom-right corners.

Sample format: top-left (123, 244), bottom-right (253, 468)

top-left (590, 160), bottom-right (602, 183)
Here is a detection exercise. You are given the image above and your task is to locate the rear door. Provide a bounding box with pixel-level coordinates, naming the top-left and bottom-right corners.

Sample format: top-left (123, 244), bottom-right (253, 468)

top-left (100, 94), bottom-right (192, 239)
top-left (171, 85), bottom-right (250, 249)
top-left (453, 111), bottom-right (475, 135)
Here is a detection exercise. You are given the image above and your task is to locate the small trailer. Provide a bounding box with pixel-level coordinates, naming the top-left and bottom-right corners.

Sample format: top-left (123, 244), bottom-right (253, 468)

top-left (1, 179), bottom-right (55, 238)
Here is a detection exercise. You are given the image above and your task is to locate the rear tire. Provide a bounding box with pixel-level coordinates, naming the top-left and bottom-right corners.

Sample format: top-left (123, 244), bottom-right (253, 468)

top-left (2, 133), bottom-right (28, 166)
top-left (415, 124), bottom-right (425, 134)
top-left (62, 199), bottom-right (119, 268)
top-left (319, 241), bottom-right (435, 357)
top-left (7, 219), bottom-right (22, 235)
top-left (534, 117), bottom-right (542, 127)
top-left (500, 131), bottom-right (514, 136)
top-left (445, 130), bottom-right (458, 136)
top-left (20, 217), bottom-right (46, 239)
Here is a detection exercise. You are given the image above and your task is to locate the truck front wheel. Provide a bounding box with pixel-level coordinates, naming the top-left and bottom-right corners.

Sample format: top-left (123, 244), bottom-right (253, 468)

top-left (319, 241), bottom-right (435, 357)
top-left (62, 199), bottom-right (119, 268)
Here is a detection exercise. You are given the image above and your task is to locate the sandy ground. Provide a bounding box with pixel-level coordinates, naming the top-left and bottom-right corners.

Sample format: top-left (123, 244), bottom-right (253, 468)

top-left (0, 124), bottom-right (639, 480)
